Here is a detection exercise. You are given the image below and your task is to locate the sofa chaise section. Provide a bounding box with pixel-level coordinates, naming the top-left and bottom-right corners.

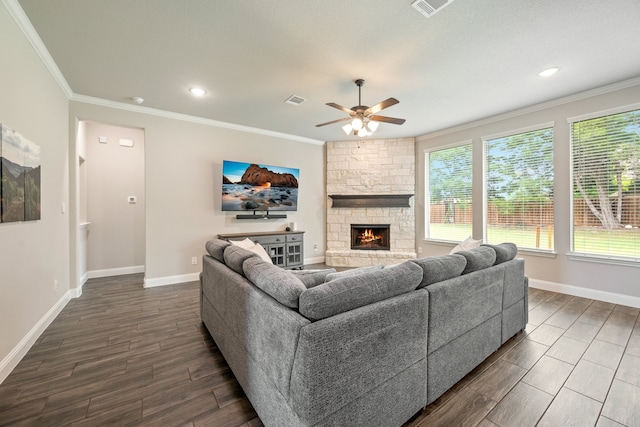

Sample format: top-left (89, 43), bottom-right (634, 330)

top-left (200, 240), bottom-right (429, 427)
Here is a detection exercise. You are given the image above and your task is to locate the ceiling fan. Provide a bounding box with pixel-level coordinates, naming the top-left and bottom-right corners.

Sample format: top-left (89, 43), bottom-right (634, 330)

top-left (316, 79), bottom-right (406, 136)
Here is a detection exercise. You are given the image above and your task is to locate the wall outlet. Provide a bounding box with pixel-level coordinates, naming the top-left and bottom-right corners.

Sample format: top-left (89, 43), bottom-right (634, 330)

top-left (313, 244), bottom-right (318, 251)
top-left (54, 279), bottom-right (58, 292)
top-left (191, 256), bottom-right (197, 265)
top-left (418, 247), bottom-right (423, 254)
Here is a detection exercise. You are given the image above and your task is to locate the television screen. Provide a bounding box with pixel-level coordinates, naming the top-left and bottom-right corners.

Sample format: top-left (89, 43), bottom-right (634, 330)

top-left (222, 160), bottom-right (299, 211)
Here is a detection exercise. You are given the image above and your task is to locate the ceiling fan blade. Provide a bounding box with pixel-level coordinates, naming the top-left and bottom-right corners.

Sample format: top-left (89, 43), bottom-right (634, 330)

top-left (369, 114), bottom-right (406, 125)
top-left (315, 117), bottom-right (352, 127)
top-left (365, 98), bottom-right (399, 115)
top-left (326, 102), bottom-right (355, 115)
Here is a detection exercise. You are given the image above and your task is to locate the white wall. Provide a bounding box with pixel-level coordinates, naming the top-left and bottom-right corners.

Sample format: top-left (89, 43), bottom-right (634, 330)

top-left (82, 121), bottom-right (145, 276)
top-left (416, 80), bottom-right (640, 304)
top-left (0, 3), bottom-right (70, 379)
top-left (69, 102), bottom-right (326, 286)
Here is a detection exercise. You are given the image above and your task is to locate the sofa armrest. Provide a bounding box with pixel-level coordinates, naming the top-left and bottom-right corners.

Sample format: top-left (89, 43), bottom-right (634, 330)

top-left (201, 255), bottom-right (310, 400)
top-left (289, 289), bottom-right (429, 424)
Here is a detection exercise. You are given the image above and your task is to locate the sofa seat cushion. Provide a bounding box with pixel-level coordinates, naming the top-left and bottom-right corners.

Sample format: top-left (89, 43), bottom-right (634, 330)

top-left (458, 246), bottom-right (496, 274)
top-left (223, 245), bottom-right (260, 275)
top-left (205, 239), bottom-right (232, 263)
top-left (324, 265), bottom-right (384, 282)
top-left (481, 243), bottom-right (517, 265)
top-left (243, 257), bottom-right (307, 308)
top-left (410, 254), bottom-right (467, 288)
top-left (291, 269), bottom-right (337, 288)
top-left (298, 261), bottom-right (423, 321)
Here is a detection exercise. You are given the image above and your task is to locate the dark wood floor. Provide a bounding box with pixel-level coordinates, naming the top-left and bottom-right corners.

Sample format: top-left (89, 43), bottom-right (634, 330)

top-left (1, 273), bottom-right (639, 427)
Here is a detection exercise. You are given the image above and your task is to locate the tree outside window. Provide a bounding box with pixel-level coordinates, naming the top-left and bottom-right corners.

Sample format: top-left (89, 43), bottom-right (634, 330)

top-left (571, 109), bottom-right (640, 259)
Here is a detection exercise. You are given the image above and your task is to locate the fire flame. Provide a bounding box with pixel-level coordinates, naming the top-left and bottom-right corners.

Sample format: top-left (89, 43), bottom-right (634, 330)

top-left (360, 229), bottom-right (382, 243)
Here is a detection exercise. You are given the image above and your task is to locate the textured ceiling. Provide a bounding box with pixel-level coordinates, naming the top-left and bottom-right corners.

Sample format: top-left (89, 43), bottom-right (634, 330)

top-left (15, 0), bottom-right (640, 142)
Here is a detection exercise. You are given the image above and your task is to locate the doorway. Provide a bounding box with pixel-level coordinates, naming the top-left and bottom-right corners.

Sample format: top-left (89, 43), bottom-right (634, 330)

top-left (77, 121), bottom-right (145, 282)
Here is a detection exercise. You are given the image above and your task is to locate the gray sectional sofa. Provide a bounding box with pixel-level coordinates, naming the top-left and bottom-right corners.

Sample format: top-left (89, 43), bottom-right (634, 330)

top-left (200, 239), bottom-right (528, 427)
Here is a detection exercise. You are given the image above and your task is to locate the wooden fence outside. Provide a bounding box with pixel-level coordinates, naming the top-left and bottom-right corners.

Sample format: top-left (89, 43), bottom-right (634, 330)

top-left (430, 196), bottom-right (640, 227)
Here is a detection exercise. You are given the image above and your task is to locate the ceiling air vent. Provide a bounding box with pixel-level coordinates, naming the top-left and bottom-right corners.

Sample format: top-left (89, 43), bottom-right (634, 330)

top-left (284, 95), bottom-right (306, 106)
top-left (411, 0), bottom-right (453, 18)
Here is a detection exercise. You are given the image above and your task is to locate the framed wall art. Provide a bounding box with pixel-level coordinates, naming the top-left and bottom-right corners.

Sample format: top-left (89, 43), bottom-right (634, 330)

top-left (1, 124), bottom-right (41, 223)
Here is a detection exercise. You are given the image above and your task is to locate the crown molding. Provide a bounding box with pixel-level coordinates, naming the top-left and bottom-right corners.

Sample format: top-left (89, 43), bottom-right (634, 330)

top-left (70, 94), bottom-right (325, 145)
top-left (2, 0), bottom-right (73, 98)
top-left (416, 75), bottom-right (640, 142)
top-left (4, 0), bottom-right (324, 146)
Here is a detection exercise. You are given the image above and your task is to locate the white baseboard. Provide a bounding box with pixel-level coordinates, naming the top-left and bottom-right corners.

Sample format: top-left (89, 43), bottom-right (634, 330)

top-left (529, 278), bottom-right (640, 309)
top-left (0, 291), bottom-right (72, 384)
top-left (304, 256), bottom-right (325, 265)
top-left (70, 284), bottom-right (83, 298)
top-left (144, 272), bottom-right (200, 288)
top-left (87, 265), bottom-right (145, 279)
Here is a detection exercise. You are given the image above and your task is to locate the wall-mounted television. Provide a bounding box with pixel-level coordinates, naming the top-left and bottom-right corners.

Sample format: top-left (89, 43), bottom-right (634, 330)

top-left (222, 160), bottom-right (299, 212)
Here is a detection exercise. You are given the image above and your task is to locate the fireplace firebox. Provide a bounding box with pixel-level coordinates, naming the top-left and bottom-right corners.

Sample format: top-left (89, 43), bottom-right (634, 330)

top-left (351, 224), bottom-right (390, 251)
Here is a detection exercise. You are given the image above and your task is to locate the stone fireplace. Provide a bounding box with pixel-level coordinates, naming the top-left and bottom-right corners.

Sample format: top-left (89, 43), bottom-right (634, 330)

top-left (351, 224), bottom-right (390, 251)
top-left (325, 138), bottom-right (417, 267)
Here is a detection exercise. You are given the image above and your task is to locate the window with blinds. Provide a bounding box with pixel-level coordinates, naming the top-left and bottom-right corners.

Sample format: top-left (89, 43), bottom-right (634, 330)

top-left (570, 108), bottom-right (640, 261)
top-left (484, 126), bottom-right (554, 250)
top-left (426, 143), bottom-right (473, 241)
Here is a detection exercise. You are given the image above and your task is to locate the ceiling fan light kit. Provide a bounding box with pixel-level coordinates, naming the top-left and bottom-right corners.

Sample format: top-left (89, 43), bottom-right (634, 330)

top-left (317, 79), bottom-right (405, 137)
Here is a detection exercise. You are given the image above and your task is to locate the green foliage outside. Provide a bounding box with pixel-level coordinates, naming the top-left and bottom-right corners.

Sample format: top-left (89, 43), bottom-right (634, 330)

top-left (486, 128), bottom-right (554, 215)
top-left (428, 109), bottom-right (640, 258)
top-left (429, 144), bottom-right (472, 206)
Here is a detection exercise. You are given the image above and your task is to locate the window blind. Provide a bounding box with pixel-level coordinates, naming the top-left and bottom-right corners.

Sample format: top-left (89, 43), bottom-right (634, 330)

top-left (570, 108), bottom-right (640, 260)
top-left (484, 127), bottom-right (554, 250)
top-left (427, 143), bottom-right (473, 241)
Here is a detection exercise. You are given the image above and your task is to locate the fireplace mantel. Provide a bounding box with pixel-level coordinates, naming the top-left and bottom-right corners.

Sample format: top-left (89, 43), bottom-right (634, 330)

top-left (328, 194), bottom-right (413, 208)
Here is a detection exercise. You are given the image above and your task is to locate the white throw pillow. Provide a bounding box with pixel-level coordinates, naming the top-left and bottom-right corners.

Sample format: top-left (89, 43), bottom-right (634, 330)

top-left (230, 238), bottom-right (256, 249)
top-left (449, 236), bottom-right (482, 254)
top-left (248, 242), bottom-right (273, 263)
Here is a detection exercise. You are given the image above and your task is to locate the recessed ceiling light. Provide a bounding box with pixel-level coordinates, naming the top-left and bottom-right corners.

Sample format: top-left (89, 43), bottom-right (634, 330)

top-left (538, 67), bottom-right (559, 77)
top-left (189, 87), bottom-right (207, 96)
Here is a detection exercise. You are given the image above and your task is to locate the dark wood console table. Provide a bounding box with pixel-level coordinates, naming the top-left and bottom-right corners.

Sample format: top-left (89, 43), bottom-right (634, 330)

top-left (217, 231), bottom-right (304, 269)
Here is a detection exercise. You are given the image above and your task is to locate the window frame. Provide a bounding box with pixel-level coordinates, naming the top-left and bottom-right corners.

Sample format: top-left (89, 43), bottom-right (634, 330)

top-left (481, 122), bottom-right (556, 252)
top-left (424, 140), bottom-right (473, 243)
top-left (567, 103), bottom-right (640, 265)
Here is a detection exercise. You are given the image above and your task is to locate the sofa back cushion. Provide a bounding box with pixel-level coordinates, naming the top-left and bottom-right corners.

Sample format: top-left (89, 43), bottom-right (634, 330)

top-left (410, 254), bottom-right (467, 288)
top-left (298, 261), bottom-right (423, 320)
top-left (458, 246), bottom-right (497, 274)
top-left (243, 257), bottom-right (307, 308)
top-left (481, 243), bottom-right (517, 265)
top-left (223, 245), bottom-right (260, 275)
top-left (205, 239), bottom-right (232, 263)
